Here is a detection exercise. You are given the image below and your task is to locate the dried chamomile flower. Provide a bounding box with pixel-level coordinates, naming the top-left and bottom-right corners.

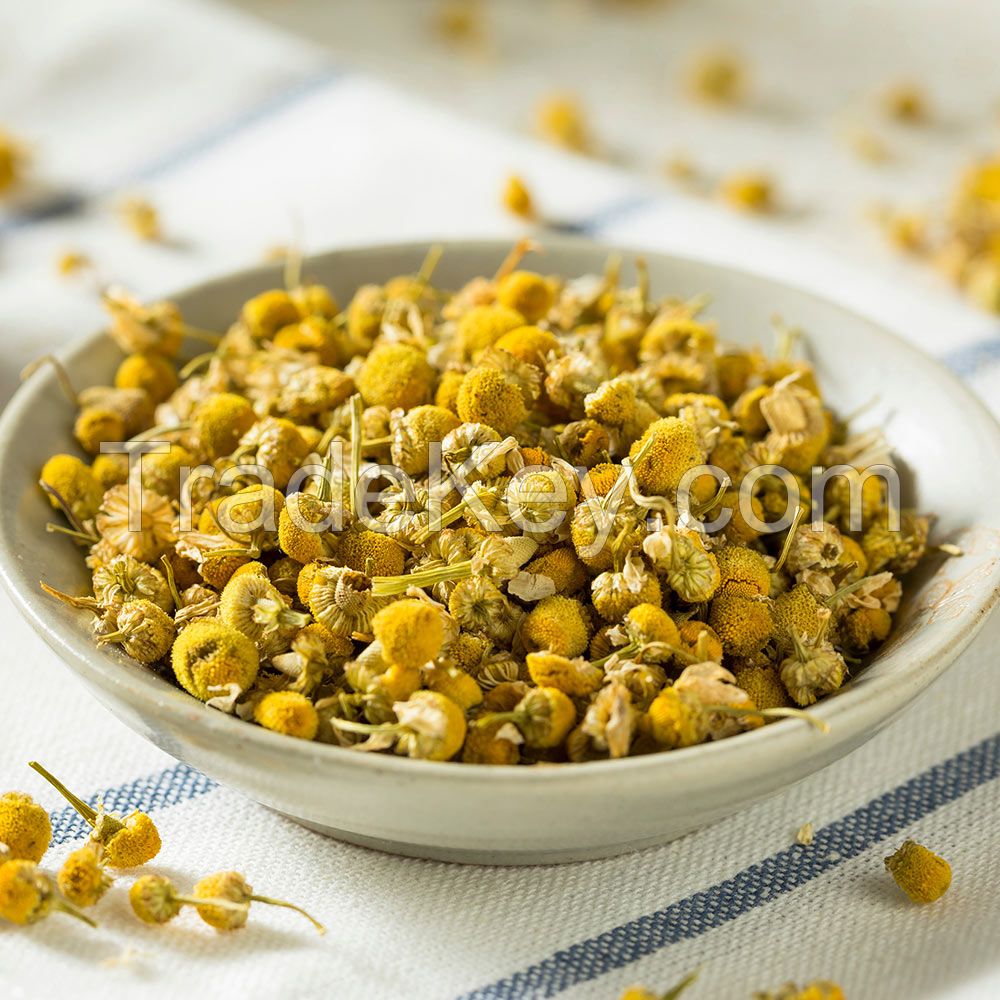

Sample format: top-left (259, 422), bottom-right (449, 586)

top-left (171, 618), bottom-right (260, 703)
top-left (356, 343), bottom-right (435, 410)
top-left (477, 686), bottom-right (576, 749)
top-left (28, 762), bottom-right (161, 869)
top-left (193, 871), bottom-right (325, 933)
top-left (535, 93), bottom-right (592, 153)
top-left (220, 572), bottom-right (309, 652)
top-left (191, 391), bottom-right (256, 458)
top-left (734, 663), bottom-right (792, 711)
top-left (56, 250), bottom-right (93, 277)
top-left (779, 629), bottom-right (846, 707)
top-left (391, 404), bottom-right (460, 475)
top-left (0, 860), bottom-right (95, 928)
top-left (630, 417), bottom-right (705, 496)
top-left (495, 270), bottom-right (554, 324)
top-left (716, 544), bottom-right (771, 597)
top-left (115, 352), bottom-right (179, 404)
top-left (591, 554), bottom-right (662, 623)
top-left (709, 593), bottom-right (774, 657)
top-left (457, 365), bottom-right (529, 435)
top-left (881, 82), bottom-right (928, 123)
top-left (645, 687), bottom-right (706, 749)
top-left (371, 599), bottom-right (445, 669)
top-left (254, 691), bottom-right (319, 740)
top-left (0, 129), bottom-right (30, 195)
top-left (754, 982), bottom-right (844, 1000)
top-left (884, 839), bottom-right (951, 904)
top-left (502, 174), bottom-right (535, 220)
top-left (309, 565), bottom-right (391, 637)
top-left (526, 651), bottom-right (603, 697)
top-left (102, 289), bottom-right (186, 357)
top-left (331, 690), bottom-right (467, 760)
top-left (521, 595), bottom-right (592, 657)
top-left (0, 792), bottom-right (52, 863)
top-left (119, 196), bottom-right (161, 241)
top-left (720, 171), bottom-right (775, 214)
top-left (97, 598), bottom-right (175, 663)
top-left (57, 842), bottom-right (112, 908)
top-left (40, 454), bottom-right (103, 524)
top-left (96, 484), bottom-right (176, 562)
top-left (685, 48), bottom-right (745, 104)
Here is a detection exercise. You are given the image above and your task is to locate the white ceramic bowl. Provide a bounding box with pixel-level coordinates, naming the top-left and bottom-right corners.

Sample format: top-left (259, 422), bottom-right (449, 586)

top-left (2, 239), bottom-right (999, 865)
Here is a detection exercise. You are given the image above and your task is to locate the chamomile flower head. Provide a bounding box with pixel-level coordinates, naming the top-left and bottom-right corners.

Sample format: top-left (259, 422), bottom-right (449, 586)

top-left (242, 289), bottom-right (301, 340)
top-left (0, 792), bottom-right (52, 863)
top-left (482, 686), bottom-right (576, 748)
top-left (526, 651), bottom-right (603, 697)
top-left (192, 870), bottom-right (324, 933)
top-left (0, 860), bottom-right (94, 928)
top-left (391, 404), bottom-right (461, 475)
top-left (254, 691), bottom-right (319, 740)
top-left (308, 565), bottom-right (390, 636)
top-left (493, 325), bottom-right (561, 369)
top-left (114, 352), bottom-right (179, 404)
top-left (337, 526), bottom-right (406, 578)
top-left (40, 454), bottom-right (104, 523)
top-left (884, 840), bottom-right (951, 904)
top-left (496, 271), bottom-right (555, 323)
top-left (523, 546), bottom-right (588, 595)
top-left (97, 598), bottom-right (176, 663)
top-left (591, 557), bottom-right (662, 623)
top-left (356, 343), bottom-right (435, 410)
top-left (28, 762), bottom-right (162, 869)
top-left (372, 599), bottom-right (445, 669)
top-left (715, 545), bottom-right (771, 597)
top-left (709, 593), bottom-right (774, 657)
top-left (629, 417), bottom-right (705, 496)
top-left (521, 595), bottom-right (592, 657)
top-left (57, 842), bottom-right (112, 908)
top-left (96, 484), bottom-right (175, 562)
top-left (457, 365), bottom-right (529, 435)
top-left (456, 304), bottom-right (526, 359)
top-left (171, 618), bottom-right (260, 702)
top-left (192, 392), bottom-right (256, 458)
top-left (74, 407), bottom-right (126, 454)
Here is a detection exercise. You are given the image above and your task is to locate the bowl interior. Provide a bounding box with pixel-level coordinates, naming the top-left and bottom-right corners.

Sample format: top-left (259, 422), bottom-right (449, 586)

top-left (3, 238), bottom-right (1000, 775)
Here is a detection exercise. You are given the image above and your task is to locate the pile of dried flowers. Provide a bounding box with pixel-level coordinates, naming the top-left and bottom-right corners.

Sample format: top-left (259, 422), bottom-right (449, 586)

top-left (37, 242), bottom-right (932, 764)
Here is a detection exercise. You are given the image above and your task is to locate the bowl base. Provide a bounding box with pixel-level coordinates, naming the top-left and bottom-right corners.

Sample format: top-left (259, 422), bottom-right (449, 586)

top-left (278, 812), bottom-right (679, 866)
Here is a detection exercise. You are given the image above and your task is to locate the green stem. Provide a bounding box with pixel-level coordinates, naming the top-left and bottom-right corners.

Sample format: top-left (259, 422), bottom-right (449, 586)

top-left (160, 555), bottom-right (184, 609)
top-left (45, 522), bottom-right (99, 545)
top-left (28, 761), bottom-right (97, 826)
top-left (349, 394), bottom-right (363, 519)
top-left (250, 895), bottom-right (326, 935)
top-left (174, 893), bottom-right (249, 914)
top-left (183, 325), bottom-right (224, 345)
top-left (55, 900), bottom-right (98, 928)
top-left (371, 559), bottom-right (472, 597)
top-left (772, 505), bottom-right (804, 574)
top-left (179, 351), bottom-right (216, 379)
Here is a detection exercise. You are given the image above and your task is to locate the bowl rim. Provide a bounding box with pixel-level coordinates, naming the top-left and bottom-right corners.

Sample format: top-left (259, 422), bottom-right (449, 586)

top-left (3, 234), bottom-right (1000, 786)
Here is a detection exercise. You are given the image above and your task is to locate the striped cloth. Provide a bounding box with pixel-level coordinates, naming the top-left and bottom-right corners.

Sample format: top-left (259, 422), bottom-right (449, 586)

top-left (2, 2), bottom-right (1000, 998)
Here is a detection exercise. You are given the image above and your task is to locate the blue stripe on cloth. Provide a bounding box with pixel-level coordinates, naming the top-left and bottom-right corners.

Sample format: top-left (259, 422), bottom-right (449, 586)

top-left (0, 68), bottom-right (346, 237)
top-left (457, 729), bottom-right (1000, 1000)
top-left (941, 335), bottom-right (1000, 377)
top-left (48, 762), bottom-right (216, 846)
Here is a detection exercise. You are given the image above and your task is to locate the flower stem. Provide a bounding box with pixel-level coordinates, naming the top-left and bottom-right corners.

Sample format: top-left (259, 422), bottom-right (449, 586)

top-left (250, 894), bottom-right (326, 935)
top-left (28, 761), bottom-right (97, 826)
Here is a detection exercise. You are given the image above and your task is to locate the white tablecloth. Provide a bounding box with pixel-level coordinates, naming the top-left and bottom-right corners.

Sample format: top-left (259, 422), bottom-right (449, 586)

top-left (1, 2), bottom-right (999, 998)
